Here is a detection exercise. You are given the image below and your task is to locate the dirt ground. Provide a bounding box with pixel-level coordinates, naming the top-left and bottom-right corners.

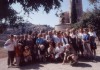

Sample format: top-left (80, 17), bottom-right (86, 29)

top-left (0, 48), bottom-right (7, 58)
top-left (0, 42), bottom-right (100, 70)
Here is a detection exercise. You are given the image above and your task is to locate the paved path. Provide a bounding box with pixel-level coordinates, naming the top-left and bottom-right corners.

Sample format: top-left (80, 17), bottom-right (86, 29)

top-left (0, 46), bottom-right (100, 70)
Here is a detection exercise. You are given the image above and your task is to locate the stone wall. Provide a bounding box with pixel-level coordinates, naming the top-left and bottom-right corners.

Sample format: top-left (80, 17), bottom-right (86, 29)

top-left (55, 23), bottom-right (71, 32)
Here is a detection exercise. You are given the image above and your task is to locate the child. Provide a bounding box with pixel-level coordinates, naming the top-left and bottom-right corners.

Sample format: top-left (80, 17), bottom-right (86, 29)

top-left (47, 43), bottom-right (55, 62)
top-left (23, 46), bottom-right (32, 63)
top-left (38, 44), bottom-right (46, 62)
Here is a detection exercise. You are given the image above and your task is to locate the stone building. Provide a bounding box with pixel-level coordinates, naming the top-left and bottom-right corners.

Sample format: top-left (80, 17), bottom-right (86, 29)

top-left (59, 12), bottom-right (70, 24)
top-left (69, 0), bottom-right (83, 22)
top-left (55, 0), bottom-right (83, 31)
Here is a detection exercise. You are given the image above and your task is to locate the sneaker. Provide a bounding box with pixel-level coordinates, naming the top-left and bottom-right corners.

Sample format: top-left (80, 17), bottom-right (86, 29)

top-left (92, 60), bottom-right (97, 63)
top-left (11, 64), bottom-right (15, 66)
top-left (8, 65), bottom-right (10, 68)
top-left (71, 61), bottom-right (77, 66)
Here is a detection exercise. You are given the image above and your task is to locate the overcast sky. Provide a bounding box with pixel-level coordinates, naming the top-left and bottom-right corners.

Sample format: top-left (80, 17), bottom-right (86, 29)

top-left (12, 0), bottom-right (93, 27)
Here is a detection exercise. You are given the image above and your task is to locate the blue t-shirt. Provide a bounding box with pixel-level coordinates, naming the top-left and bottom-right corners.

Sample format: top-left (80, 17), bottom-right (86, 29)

top-left (82, 34), bottom-right (90, 41)
top-left (36, 38), bottom-right (45, 45)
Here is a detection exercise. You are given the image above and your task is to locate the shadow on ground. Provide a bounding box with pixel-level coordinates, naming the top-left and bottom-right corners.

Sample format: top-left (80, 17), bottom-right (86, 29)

top-left (72, 62), bottom-right (92, 67)
top-left (78, 55), bottom-right (100, 63)
top-left (19, 63), bottom-right (44, 70)
top-left (9, 56), bottom-right (100, 70)
top-left (95, 56), bottom-right (100, 62)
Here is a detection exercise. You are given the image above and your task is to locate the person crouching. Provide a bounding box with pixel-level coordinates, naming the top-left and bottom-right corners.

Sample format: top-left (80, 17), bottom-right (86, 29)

top-left (63, 45), bottom-right (78, 65)
top-left (38, 44), bottom-right (46, 62)
top-left (23, 46), bottom-right (32, 64)
top-left (55, 43), bottom-right (65, 62)
top-left (47, 43), bottom-right (55, 62)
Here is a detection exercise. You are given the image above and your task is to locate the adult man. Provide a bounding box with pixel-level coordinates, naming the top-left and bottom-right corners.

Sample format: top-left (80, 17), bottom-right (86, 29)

top-left (4, 35), bottom-right (15, 67)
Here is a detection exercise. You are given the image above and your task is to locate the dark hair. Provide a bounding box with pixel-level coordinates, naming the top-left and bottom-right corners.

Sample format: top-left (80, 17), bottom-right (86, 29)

top-left (9, 34), bottom-right (14, 38)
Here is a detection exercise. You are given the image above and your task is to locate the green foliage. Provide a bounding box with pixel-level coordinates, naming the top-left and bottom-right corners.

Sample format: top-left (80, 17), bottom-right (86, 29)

top-left (88, 0), bottom-right (100, 4)
top-left (9, 16), bottom-right (26, 30)
top-left (0, 24), bottom-right (8, 34)
top-left (73, 8), bottom-right (100, 35)
top-left (0, 0), bottom-right (63, 20)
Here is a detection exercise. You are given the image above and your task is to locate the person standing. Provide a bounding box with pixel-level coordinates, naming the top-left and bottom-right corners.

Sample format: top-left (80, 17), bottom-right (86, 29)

top-left (4, 35), bottom-right (15, 68)
top-left (88, 28), bottom-right (97, 60)
top-left (77, 28), bottom-right (84, 56)
top-left (70, 29), bottom-right (79, 54)
top-left (82, 29), bottom-right (92, 58)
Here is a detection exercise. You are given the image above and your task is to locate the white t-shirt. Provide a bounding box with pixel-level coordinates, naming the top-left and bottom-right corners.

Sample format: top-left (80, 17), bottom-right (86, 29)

top-left (70, 33), bottom-right (77, 38)
top-left (78, 33), bottom-right (84, 39)
top-left (88, 31), bottom-right (97, 37)
top-left (55, 46), bottom-right (64, 58)
top-left (4, 39), bottom-right (15, 51)
top-left (55, 46), bottom-right (64, 54)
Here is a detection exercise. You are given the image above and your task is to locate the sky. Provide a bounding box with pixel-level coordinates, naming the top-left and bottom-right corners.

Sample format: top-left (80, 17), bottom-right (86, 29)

top-left (12, 0), bottom-right (94, 27)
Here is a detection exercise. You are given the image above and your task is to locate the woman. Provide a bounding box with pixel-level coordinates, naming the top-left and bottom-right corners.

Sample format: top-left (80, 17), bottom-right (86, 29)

top-left (26, 35), bottom-right (34, 62)
top-left (47, 43), bottom-right (55, 62)
top-left (70, 29), bottom-right (79, 54)
top-left (36, 33), bottom-right (46, 62)
top-left (55, 42), bottom-right (64, 62)
top-left (23, 46), bottom-right (32, 63)
top-left (77, 28), bottom-right (84, 56)
top-left (88, 28), bottom-right (97, 60)
top-left (82, 28), bottom-right (92, 58)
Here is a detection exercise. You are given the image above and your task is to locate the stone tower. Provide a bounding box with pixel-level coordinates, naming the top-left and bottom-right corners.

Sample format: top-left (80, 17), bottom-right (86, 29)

top-left (69, 0), bottom-right (83, 23)
top-left (55, 0), bottom-right (83, 31)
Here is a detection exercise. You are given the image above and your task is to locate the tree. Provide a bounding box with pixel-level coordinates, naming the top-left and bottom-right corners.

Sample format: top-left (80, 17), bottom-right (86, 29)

top-left (0, 0), bottom-right (100, 20)
top-left (0, 23), bottom-right (8, 34)
top-left (0, 0), bottom-right (100, 34)
top-left (89, 0), bottom-right (100, 10)
top-left (9, 16), bottom-right (24, 27)
top-left (73, 8), bottom-right (100, 36)
top-left (88, 0), bottom-right (100, 4)
top-left (0, 0), bottom-right (17, 20)
top-left (0, 0), bottom-right (63, 20)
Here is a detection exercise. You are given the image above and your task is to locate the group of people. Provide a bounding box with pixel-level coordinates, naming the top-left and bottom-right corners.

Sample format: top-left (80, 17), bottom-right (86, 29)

top-left (4, 27), bottom-right (97, 67)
